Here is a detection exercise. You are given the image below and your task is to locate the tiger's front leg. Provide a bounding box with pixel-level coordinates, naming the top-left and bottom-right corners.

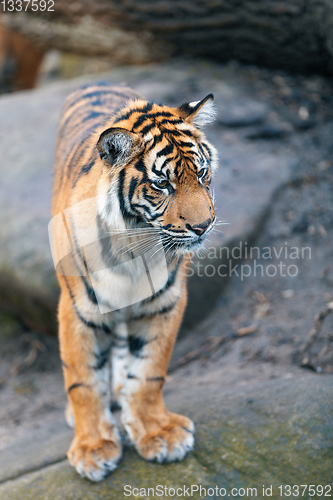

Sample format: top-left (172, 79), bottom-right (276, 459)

top-left (58, 289), bottom-right (122, 482)
top-left (120, 293), bottom-right (195, 463)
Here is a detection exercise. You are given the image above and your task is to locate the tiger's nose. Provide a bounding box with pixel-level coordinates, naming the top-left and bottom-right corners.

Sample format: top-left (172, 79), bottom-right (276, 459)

top-left (186, 218), bottom-right (213, 236)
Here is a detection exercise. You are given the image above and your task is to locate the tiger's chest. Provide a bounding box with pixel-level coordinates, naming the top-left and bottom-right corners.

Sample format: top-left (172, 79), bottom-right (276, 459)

top-left (77, 253), bottom-right (183, 326)
top-left (86, 245), bottom-right (170, 315)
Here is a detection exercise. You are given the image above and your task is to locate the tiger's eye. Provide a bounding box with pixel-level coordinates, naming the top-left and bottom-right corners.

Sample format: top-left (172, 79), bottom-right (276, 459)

top-left (153, 179), bottom-right (169, 189)
top-left (198, 168), bottom-right (207, 179)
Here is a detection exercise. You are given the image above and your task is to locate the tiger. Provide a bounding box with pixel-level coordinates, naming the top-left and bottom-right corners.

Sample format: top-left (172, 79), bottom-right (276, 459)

top-left (50, 82), bottom-right (218, 482)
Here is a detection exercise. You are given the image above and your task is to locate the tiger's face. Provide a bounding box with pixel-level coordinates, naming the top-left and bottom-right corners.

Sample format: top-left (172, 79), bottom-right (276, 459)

top-left (97, 95), bottom-right (218, 253)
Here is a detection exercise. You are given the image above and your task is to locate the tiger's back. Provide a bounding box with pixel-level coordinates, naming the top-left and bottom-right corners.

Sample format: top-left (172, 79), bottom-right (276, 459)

top-left (52, 83), bottom-right (139, 216)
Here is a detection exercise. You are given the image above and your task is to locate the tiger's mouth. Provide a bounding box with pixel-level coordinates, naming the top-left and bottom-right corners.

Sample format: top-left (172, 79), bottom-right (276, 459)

top-left (160, 216), bottom-right (215, 244)
top-left (126, 218), bottom-right (215, 257)
top-left (159, 228), bottom-right (212, 254)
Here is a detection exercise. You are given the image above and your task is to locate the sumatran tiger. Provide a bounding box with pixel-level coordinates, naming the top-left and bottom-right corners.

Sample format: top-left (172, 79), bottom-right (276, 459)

top-left (50, 83), bottom-right (218, 481)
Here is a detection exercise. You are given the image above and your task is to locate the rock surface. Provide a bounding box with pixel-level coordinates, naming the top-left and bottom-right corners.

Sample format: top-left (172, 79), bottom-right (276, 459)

top-left (0, 61), bottom-right (298, 334)
top-left (0, 372), bottom-right (331, 498)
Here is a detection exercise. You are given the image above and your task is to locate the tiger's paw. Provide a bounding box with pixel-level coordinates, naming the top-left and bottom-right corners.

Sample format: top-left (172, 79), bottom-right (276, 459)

top-left (134, 413), bottom-right (195, 463)
top-left (67, 436), bottom-right (122, 482)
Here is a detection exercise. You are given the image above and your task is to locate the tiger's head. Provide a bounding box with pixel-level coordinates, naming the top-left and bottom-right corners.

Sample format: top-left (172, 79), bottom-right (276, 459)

top-left (96, 95), bottom-right (218, 253)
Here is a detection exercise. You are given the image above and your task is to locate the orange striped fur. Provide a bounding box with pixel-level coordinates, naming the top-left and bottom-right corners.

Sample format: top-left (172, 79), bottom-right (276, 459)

top-left (51, 83), bottom-right (218, 481)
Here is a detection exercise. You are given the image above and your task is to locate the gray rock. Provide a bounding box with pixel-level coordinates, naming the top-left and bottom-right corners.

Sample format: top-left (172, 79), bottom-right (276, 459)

top-left (0, 373), bottom-right (331, 497)
top-left (246, 122), bottom-right (292, 139)
top-left (292, 118), bottom-right (316, 131)
top-left (218, 98), bottom-right (268, 127)
top-left (0, 420), bottom-right (73, 483)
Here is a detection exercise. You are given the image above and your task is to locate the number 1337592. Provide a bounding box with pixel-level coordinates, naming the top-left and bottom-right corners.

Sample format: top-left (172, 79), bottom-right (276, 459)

top-left (1, 0), bottom-right (54, 11)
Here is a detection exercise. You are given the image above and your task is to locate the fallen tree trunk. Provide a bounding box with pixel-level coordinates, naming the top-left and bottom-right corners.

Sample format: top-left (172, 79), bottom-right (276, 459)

top-left (0, 18), bottom-right (44, 92)
top-left (2, 0), bottom-right (333, 74)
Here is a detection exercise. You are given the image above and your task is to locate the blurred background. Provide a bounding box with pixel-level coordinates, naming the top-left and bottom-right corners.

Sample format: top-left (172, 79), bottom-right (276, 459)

top-left (0, 2), bottom-right (332, 496)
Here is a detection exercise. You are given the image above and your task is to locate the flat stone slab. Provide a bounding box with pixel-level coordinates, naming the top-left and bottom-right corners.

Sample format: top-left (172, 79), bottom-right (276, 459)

top-left (0, 419), bottom-right (73, 484)
top-left (0, 61), bottom-right (297, 333)
top-left (0, 373), bottom-right (331, 498)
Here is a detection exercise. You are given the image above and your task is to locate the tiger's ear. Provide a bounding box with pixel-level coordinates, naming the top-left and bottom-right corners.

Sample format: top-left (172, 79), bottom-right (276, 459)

top-left (96, 127), bottom-right (141, 166)
top-left (178, 94), bottom-right (216, 128)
